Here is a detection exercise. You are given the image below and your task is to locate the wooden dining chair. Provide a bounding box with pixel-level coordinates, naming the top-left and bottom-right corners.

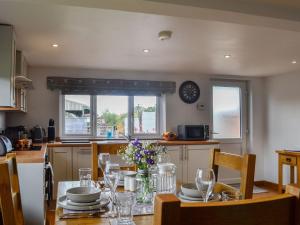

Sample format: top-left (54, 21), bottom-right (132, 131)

top-left (0, 153), bottom-right (24, 225)
top-left (209, 148), bottom-right (256, 199)
top-left (91, 142), bottom-right (136, 180)
top-left (154, 184), bottom-right (300, 225)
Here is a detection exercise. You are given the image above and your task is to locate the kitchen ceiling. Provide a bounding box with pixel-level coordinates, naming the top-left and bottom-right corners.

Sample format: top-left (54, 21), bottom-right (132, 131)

top-left (1, 0), bottom-right (300, 76)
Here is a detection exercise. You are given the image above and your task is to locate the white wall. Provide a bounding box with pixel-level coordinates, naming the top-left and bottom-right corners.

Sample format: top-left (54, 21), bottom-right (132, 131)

top-left (264, 73), bottom-right (300, 184)
top-left (6, 66), bottom-right (212, 132)
top-left (6, 66), bottom-right (266, 180)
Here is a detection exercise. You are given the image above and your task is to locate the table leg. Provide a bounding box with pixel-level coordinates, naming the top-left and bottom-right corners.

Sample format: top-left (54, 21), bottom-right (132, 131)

top-left (278, 156), bottom-right (283, 193)
top-left (290, 166), bottom-right (295, 184)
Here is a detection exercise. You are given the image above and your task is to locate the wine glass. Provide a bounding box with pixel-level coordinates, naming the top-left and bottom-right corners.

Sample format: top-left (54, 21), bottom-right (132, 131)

top-left (195, 168), bottom-right (215, 203)
top-left (98, 153), bottom-right (111, 175)
top-left (105, 164), bottom-right (120, 218)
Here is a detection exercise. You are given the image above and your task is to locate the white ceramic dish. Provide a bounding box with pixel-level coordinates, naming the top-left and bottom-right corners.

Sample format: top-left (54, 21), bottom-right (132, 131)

top-left (178, 192), bottom-right (221, 202)
top-left (67, 198), bottom-right (101, 206)
top-left (66, 187), bottom-right (101, 203)
top-left (181, 183), bottom-right (202, 198)
top-left (58, 195), bottom-right (109, 211)
top-left (119, 170), bottom-right (137, 181)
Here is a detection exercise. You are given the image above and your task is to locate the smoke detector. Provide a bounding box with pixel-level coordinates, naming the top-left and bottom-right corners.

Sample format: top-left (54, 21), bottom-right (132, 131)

top-left (158, 30), bottom-right (172, 41)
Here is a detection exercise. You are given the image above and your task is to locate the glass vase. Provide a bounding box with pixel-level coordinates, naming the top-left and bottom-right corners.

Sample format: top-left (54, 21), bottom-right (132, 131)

top-left (135, 169), bottom-right (153, 204)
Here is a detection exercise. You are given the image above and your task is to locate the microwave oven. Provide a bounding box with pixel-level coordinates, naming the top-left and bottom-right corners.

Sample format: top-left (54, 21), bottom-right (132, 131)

top-left (177, 125), bottom-right (209, 141)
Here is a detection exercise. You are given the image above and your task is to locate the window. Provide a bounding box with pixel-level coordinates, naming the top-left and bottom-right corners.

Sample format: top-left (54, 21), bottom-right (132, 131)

top-left (61, 95), bottom-right (161, 138)
top-left (212, 86), bottom-right (241, 139)
top-left (96, 96), bottom-right (128, 137)
top-left (133, 96), bottom-right (158, 135)
top-left (63, 95), bottom-right (91, 135)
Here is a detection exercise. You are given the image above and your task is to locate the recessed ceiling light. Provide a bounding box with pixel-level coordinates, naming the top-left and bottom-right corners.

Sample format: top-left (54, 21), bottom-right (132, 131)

top-left (52, 43), bottom-right (59, 48)
top-left (292, 60), bottom-right (297, 64)
top-left (143, 49), bottom-right (150, 53)
top-left (224, 54), bottom-right (231, 59)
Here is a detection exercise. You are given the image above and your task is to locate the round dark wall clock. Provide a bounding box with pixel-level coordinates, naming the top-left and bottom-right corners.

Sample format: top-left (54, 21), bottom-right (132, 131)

top-left (179, 81), bottom-right (200, 104)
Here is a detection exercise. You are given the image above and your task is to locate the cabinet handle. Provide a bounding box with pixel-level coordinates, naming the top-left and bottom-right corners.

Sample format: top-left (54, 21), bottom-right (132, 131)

top-left (286, 158), bottom-right (292, 162)
top-left (185, 150), bottom-right (189, 161)
top-left (180, 149), bottom-right (184, 161)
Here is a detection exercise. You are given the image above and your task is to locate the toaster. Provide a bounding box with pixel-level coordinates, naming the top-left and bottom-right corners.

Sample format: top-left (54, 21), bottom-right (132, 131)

top-left (0, 135), bottom-right (13, 156)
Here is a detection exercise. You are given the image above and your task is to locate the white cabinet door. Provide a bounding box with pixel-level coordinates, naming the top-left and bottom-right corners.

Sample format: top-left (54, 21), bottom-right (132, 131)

top-left (166, 146), bottom-right (184, 183)
top-left (72, 147), bottom-right (92, 180)
top-left (51, 147), bottom-right (72, 197)
top-left (185, 145), bottom-right (219, 183)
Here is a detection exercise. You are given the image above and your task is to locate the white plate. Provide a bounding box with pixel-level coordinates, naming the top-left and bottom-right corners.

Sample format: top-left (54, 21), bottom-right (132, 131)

top-left (178, 192), bottom-right (221, 202)
top-left (67, 198), bottom-right (101, 206)
top-left (58, 195), bottom-right (109, 211)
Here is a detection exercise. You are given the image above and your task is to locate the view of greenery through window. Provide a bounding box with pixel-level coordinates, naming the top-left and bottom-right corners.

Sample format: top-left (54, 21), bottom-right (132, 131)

top-left (64, 95), bottom-right (158, 137)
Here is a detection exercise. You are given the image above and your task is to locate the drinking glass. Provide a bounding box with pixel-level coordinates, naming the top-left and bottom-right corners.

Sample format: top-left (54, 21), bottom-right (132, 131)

top-left (98, 153), bottom-right (111, 175)
top-left (105, 165), bottom-right (120, 218)
top-left (195, 168), bottom-right (215, 203)
top-left (79, 168), bottom-right (92, 187)
top-left (116, 192), bottom-right (136, 225)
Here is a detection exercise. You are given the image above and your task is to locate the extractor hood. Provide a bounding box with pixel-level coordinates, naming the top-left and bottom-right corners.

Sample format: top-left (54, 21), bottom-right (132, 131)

top-left (15, 75), bottom-right (33, 89)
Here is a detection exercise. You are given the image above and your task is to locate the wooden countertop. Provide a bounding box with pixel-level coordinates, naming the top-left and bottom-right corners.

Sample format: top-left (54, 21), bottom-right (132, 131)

top-left (47, 140), bottom-right (219, 147)
top-left (93, 140), bottom-right (220, 145)
top-left (276, 150), bottom-right (300, 155)
top-left (0, 143), bottom-right (47, 163)
top-left (47, 142), bottom-right (92, 147)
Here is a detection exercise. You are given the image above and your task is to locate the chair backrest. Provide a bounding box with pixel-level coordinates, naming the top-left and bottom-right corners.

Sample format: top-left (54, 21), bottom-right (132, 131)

top-left (0, 153), bottom-right (24, 225)
top-left (209, 148), bottom-right (256, 199)
top-left (154, 184), bottom-right (300, 225)
top-left (91, 142), bottom-right (135, 180)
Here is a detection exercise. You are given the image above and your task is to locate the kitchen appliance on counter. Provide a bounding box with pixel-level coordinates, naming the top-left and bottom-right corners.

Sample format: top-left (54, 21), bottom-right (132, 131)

top-left (4, 125), bottom-right (26, 148)
top-left (48, 118), bottom-right (55, 143)
top-left (177, 124), bottom-right (209, 141)
top-left (31, 125), bottom-right (46, 143)
top-left (0, 135), bottom-right (13, 156)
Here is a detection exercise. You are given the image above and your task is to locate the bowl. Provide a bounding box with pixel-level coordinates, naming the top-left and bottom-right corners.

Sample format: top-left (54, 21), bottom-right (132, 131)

top-left (181, 183), bottom-right (202, 198)
top-left (66, 187), bottom-right (101, 203)
top-left (119, 170), bottom-right (137, 181)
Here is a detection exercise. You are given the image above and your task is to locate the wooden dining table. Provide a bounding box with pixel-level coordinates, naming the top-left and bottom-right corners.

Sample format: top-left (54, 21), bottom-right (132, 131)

top-left (54, 181), bottom-right (154, 225)
top-left (54, 181), bottom-right (237, 225)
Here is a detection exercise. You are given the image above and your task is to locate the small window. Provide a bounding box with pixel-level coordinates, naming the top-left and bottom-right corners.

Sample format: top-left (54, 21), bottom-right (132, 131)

top-left (212, 86), bottom-right (241, 139)
top-left (133, 96), bottom-right (158, 135)
top-left (63, 95), bottom-right (91, 135)
top-left (96, 96), bottom-right (128, 137)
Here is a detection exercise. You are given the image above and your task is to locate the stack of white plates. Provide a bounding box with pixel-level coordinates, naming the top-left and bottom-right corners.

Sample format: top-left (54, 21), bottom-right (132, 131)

top-left (58, 186), bottom-right (109, 211)
top-left (178, 183), bottom-right (221, 202)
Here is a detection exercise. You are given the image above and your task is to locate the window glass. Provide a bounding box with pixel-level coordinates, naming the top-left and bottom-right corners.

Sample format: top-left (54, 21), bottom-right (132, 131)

top-left (133, 96), bottom-right (157, 134)
top-left (213, 86), bottom-right (241, 139)
top-left (96, 96), bottom-right (128, 137)
top-left (64, 95), bottom-right (91, 135)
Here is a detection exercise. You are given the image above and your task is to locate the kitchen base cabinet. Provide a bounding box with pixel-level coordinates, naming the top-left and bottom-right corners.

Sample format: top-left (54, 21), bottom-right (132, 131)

top-left (17, 163), bottom-right (44, 225)
top-left (166, 144), bottom-right (219, 184)
top-left (166, 145), bottom-right (184, 183)
top-left (186, 145), bottom-right (213, 183)
top-left (49, 146), bottom-right (91, 198)
top-left (72, 147), bottom-right (92, 180)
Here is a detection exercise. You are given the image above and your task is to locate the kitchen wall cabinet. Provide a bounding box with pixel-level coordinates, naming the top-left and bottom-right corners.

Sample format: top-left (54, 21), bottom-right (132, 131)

top-left (0, 25), bottom-right (16, 107)
top-left (166, 144), bottom-right (220, 184)
top-left (48, 146), bottom-right (91, 197)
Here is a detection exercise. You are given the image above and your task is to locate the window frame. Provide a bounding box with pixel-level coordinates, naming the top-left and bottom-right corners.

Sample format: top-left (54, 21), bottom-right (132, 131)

top-left (60, 94), bottom-right (162, 139)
